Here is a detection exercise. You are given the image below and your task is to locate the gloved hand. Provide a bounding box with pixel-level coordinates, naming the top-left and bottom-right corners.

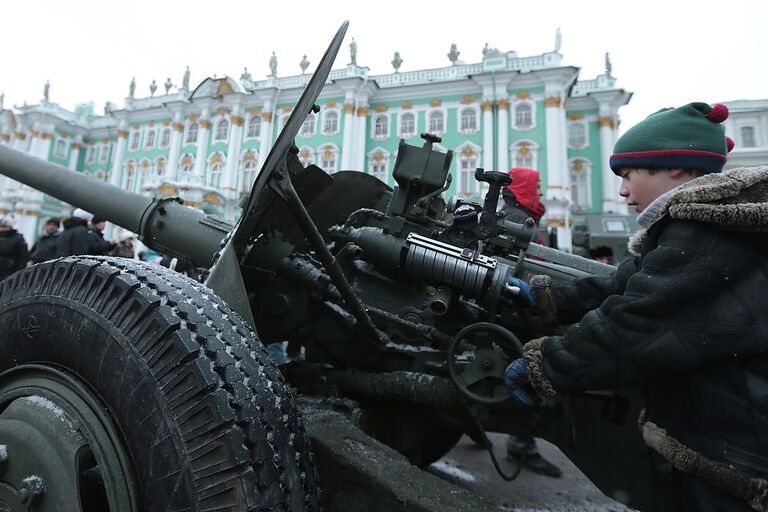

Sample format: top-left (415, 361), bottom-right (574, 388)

top-left (504, 357), bottom-right (541, 408)
top-left (502, 276), bottom-right (536, 311)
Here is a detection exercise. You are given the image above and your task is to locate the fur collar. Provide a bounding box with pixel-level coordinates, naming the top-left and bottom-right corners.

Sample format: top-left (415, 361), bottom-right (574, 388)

top-left (628, 166), bottom-right (768, 256)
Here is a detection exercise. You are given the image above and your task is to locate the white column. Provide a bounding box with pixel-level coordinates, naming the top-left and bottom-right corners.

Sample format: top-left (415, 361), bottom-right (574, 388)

top-left (497, 99), bottom-right (509, 171)
top-left (598, 111), bottom-right (619, 213)
top-left (17, 126), bottom-right (52, 243)
top-left (258, 107), bottom-right (274, 174)
top-left (482, 99), bottom-right (494, 170)
top-left (68, 138), bottom-right (82, 171)
top-left (341, 101), bottom-right (355, 170)
top-left (166, 113), bottom-right (183, 179)
top-left (352, 104), bottom-right (368, 171)
top-left (224, 110), bottom-right (244, 194)
top-left (542, 93), bottom-right (572, 250)
top-left (110, 124), bottom-right (128, 187)
top-left (193, 109), bottom-right (211, 181)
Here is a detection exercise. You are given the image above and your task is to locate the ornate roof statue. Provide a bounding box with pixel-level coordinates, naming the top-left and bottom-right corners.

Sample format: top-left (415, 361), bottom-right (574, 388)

top-left (164, 78), bottom-right (173, 94)
top-left (391, 51), bottom-right (402, 73)
top-left (129, 77), bottom-right (136, 99)
top-left (349, 37), bottom-right (357, 66)
top-left (555, 27), bottom-right (562, 53)
top-left (1, 91), bottom-right (5, 110)
top-left (269, 52), bottom-right (278, 76)
top-left (240, 67), bottom-right (252, 83)
top-left (605, 52), bottom-right (613, 77)
top-left (182, 66), bottom-right (190, 90)
top-left (149, 80), bottom-right (157, 97)
top-left (43, 80), bottom-right (50, 103)
top-left (482, 44), bottom-right (502, 59)
top-left (447, 43), bottom-right (460, 65)
top-left (300, 55), bottom-right (310, 74)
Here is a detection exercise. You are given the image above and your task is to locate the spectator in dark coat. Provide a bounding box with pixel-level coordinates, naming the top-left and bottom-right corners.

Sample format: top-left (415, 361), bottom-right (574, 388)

top-left (505, 103), bottom-right (767, 510)
top-left (88, 216), bottom-right (116, 256)
top-left (109, 236), bottom-right (135, 259)
top-left (0, 216), bottom-right (28, 280)
top-left (55, 209), bottom-right (92, 257)
top-left (29, 217), bottom-right (60, 264)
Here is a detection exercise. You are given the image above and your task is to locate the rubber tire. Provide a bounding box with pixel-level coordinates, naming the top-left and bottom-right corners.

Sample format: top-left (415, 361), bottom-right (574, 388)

top-left (0, 257), bottom-right (320, 511)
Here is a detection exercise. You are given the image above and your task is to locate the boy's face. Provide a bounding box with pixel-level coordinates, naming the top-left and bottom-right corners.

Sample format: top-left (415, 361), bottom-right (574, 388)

top-left (618, 168), bottom-right (679, 213)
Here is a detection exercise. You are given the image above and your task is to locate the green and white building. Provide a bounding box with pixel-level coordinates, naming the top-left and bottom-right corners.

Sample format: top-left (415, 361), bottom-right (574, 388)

top-left (0, 41), bottom-right (631, 249)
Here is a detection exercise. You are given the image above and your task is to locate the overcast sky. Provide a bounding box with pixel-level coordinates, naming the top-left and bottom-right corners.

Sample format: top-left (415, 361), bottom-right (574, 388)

top-left (2, 0), bottom-right (765, 137)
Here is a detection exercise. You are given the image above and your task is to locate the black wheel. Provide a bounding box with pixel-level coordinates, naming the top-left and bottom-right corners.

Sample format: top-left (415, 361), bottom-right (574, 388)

top-left (0, 257), bottom-right (319, 511)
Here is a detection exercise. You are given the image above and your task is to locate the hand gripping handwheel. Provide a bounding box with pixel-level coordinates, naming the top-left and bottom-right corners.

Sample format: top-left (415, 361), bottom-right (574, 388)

top-left (447, 322), bottom-right (523, 405)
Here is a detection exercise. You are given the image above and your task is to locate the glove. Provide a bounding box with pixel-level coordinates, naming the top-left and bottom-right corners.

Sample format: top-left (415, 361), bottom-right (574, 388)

top-left (502, 276), bottom-right (536, 310)
top-left (504, 357), bottom-right (541, 408)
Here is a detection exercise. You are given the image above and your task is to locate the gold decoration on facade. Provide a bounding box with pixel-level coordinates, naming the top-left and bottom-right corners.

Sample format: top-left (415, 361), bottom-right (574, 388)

top-left (401, 101), bottom-right (413, 110)
top-left (199, 120), bottom-right (211, 129)
top-left (14, 132), bottom-right (26, 141)
top-left (461, 147), bottom-right (477, 157)
top-left (101, 138), bottom-right (109, 144)
top-left (214, 107), bottom-right (231, 117)
top-left (203, 192), bottom-right (222, 206)
top-left (430, 98), bottom-right (442, 107)
top-left (230, 115), bottom-right (244, 127)
top-left (497, 99), bottom-right (510, 110)
top-left (183, 200), bottom-right (202, 209)
top-left (460, 96), bottom-right (478, 105)
top-left (517, 142), bottom-right (531, 156)
top-left (162, 121), bottom-right (170, 126)
top-left (158, 183), bottom-right (177, 197)
top-left (0, 134), bottom-right (9, 142)
top-left (216, 80), bottom-right (234, 95)
top-left (299, 149), bottom-right (312, 159)
top-left (598, 116), bottom-right (615, 128)
top-left (140, 160), bottom-right (151, 170)
top-left (41, 133), bottom-right (54, 140)
top-left (515, 91), bottom-right (531, 100)
top-left (117, 129), bottom-right (129, 138)
top-left (148, 121), bottom-right (156, 127)
top-left (29, 129), bottom-right (39, 138)
top-left (188, 114), bottom-right (199, 122)
top-left (60, 133), bottom-right (70, 139)
top-left (179, 155), bottom-right (193, 167)
top-left (282, 106), bottom-right (293, 113)
top-left (321, 146), bottom-right (334, 159)
top-left (481, 100), bottom-right (493, 112)
top-left (131, 124), bottom-right (140, 129)
top-left (571, 160), bottom-right (584, 171)
top-left (172, 122), bottom-right (184, 133)
top-left (326, 100), bottom-right (337, 108)
top-left (248, 106), bottom-right (262, 115)
top-left (71, 143), bottom-right (82, 149)
top-left (343, 102), bottom-right (355, 114)
top-left (544, 96), bottom-right (561, 108)
top-left (375, 105), bottom-right (388, 113)
top-left (261, 112), bottom-right (273, 122)
top-left (210, 153), bottom-right (224, 165)
top-left (372, 151), bottom-right (385, 162)
top-left (569, 113), bottom-right (585, 121)
top-left (545, 217), bottom-right (572, 228)
top-left (243, 151), bottom-right (257, 161)
top-left (356, 106), bottom-right (369, 117)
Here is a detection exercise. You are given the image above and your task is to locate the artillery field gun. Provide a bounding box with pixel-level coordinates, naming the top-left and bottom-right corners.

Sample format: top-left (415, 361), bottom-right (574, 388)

top-left (0, 22), bottom-right (654, 512)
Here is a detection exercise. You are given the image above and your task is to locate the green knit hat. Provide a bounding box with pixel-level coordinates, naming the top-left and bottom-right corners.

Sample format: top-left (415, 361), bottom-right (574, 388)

top-left (610, 102), bottom-right (734, 175)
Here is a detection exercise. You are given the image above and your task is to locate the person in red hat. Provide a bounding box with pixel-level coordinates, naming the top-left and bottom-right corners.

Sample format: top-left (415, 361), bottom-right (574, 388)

top-left (500, 167), bottom-right (546, 244)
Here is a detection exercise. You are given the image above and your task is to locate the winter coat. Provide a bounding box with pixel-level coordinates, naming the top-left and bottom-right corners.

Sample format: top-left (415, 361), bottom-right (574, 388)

top-left (109, 243), bottom-right (134, 259)
top-left (524, 167), bottom-right (768, 506)
top-left (55, 217), bottom-right (91, 257)
top-left (501, 168), bottom-right (546, 243)
top-left (87, 229), bottom-right (115, 256)
top-left (0, 229), bottom-right (28, 280)
top-left (29, 232), bottom-right (59, 263)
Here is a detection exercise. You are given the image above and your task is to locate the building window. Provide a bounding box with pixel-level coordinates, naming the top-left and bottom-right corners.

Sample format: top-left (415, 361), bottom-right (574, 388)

top-left (138, 158), bottom-right (153, 188)
top-left (186, 122), bottom-right (199, 144)
top-left (741, 126), bottom-right (756, 147)
top-left (99, 144), bottom-right (110, 163)
top-left (511, 141), bottom-right (538, 169)
top-left (428, 111), bottom-right (444, 134)
top-left (570, 159), bottom-right (592, 210)
top-left (323, 111), bottom-right (339, 134)
top-left (368, 149), bottom-right (390, 183)
top-left (400, 113), bottom-right (415, 137)
top-left (457, 143), bottom-right (481, 197)
top-left (85, 145), bottom-right (96, 163)
top-left (247, 115), bottom-right (261, 138)
top-left (460, 108), bottom-right (477, 132)
top-left (568, 123), bottom-right (587, 148)
top-left (514, 102), bottom-right (533, 130)
top-left (160, 128), bottom-right (171, 148)
top-left (123, 160), bottom-right (136, 192)
top-left (373, 115), bottom-right (389, 139)
top-left (279, 114), bottom-right (290, 131)
top-left (180, 154), bottom-right (195, 173)
top-left (300, 113), bottom-right (316, 137)
top-left (208, 154), bottom-right (225, 188)
top-left (145, 130), bottom-right (156, 149)
top-left (298, 147), bottom-right (313, 167)
top-left (319, 145), bottom-right (337, 173)
top-left (54, 139), bottom-right (67, 158)
top-left (241, 151), bottom-right (258, 192)
top-left (129, 131), bottom-right (140, 151)
top-left (155, 157), bottom-right (167, 177)
top-left (214, 119), bottom-right (229, 142)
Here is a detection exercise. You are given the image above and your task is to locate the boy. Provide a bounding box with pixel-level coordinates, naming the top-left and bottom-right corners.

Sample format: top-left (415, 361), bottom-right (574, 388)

top-left (504, 102), bottom-right (768, 510)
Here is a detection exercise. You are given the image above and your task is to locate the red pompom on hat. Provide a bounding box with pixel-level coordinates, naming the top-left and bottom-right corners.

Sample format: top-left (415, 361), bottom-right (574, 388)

top-left (726, 136), bottom-right (735, 152)
top-left (706, 103), bottom-right (729, 123)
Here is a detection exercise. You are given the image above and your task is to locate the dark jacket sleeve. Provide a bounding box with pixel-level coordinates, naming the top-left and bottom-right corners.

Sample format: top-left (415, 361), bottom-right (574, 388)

top-left (14, 235), bottom-right (28, 271)
top-left (88, 231), bottom-right (114, 255)
top-left (549, 256), bottom-right (638, 324)
top-left (541, 221), bottom-right (764, 393)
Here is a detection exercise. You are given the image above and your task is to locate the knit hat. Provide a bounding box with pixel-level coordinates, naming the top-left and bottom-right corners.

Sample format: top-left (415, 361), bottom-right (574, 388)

top-left (91, 216), bottom-right (107, 225)
top-left (45, 217), bottom-right (60, 226)
top-left (610, 102), bottom-right (734, 175)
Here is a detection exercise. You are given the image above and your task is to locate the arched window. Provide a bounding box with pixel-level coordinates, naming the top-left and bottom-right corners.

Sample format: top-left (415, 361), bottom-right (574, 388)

top-left (400, 113), bottom-right (415, 137)
top-left (323, 111), bottom-right (339, 134)
top-left (457, 144), bottom-right (481, 198)
top-left (570, 158), bottom-right (592, 210)
top-left (160, 128), bottom-right (171, 147)
top-left (54, 139), bottom-right (67, 158)
top-left (155, 157), bottom-right (167, 177)
top-left (208, 154), bottom-right (225, 188)
top-left (129, 131), bottom-right (140, 151)
top-left (300, 113), bottom-right (316, 137)
top-left (180, 154), bottom-right (195, 173)
top-left (214, 119), bottom-right (229, 142)
top-left (186, 122), bottom-right (199, 144)
top-left (568, 123), bottom-right (587, 148)
top-left (138, 158), bottom-right (152, 189)
top-left (368, 148), bottom-right (390, 183)
top-left (514, 103), bottom-right (533, 129)
top-left (428, 111), bottom-right (444, 134)
top-left (460, 108), bottom-right (477, 132)
top-left (241, 151), bottom-right (258, 192)
top-left (319, 145), bottom-right (337, 174)
top-left (85, 145), bottom-right (96, 163)
top-left (298, 147), bottom-right (313, 167)
top-left (99, 144), bottom-right (110, 163)
top-left (374, 115), bottom-right (389, 138)
top-left (145, 130), bottom-right (156, 149)
top-left (123, 160), bottom-right (136, 192)
top-left (511, 141), bottom-right (539, 169)
top-left (247, 115), bottom-right (261, 138)
top-left (741, 126), bottom-right (756, 147)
